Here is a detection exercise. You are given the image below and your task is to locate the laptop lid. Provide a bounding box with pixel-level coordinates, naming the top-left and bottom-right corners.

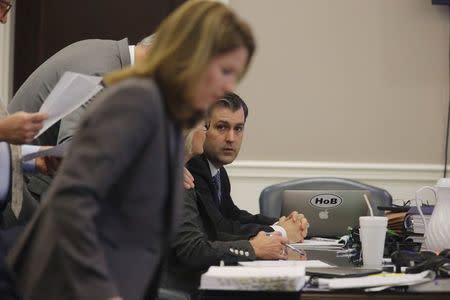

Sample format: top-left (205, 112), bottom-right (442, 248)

top-left (282, 190), bottom-right (370, 238)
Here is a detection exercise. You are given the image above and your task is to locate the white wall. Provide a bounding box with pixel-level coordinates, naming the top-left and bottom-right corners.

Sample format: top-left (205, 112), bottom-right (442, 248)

top-left (226, 0), bottom-right (449, 213)
top-left (230, 0), bottom-right (450, 164)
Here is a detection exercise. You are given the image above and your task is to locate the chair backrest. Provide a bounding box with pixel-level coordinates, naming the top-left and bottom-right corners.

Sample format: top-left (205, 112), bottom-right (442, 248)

top-left (259, 177), bottom-right (392, 218)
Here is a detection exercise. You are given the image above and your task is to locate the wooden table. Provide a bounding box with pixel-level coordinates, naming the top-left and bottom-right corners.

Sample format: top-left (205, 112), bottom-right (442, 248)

top-left (198, 290), bottom-right (450, 300)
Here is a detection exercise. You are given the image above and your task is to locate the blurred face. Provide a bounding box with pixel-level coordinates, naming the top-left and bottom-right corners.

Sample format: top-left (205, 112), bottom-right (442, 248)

top-left (190, 46), bottom-right (248, 114)
top-left (191, 122), bottom-right (207, 156)
top-left (203, 106), bottom-right (245, 168)
top-left (0, 0), bottom-right (12, 24)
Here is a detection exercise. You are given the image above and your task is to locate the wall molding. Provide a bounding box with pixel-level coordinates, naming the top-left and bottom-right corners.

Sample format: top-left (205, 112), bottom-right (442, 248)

top-left (225, 160), bottom-right (442, 214)
top-left (227, 160), bottom-right (443, 182)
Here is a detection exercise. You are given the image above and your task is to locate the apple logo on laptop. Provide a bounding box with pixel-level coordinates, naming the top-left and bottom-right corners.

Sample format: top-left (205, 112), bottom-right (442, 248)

top-left (319, 210), bottom-right (329, 220)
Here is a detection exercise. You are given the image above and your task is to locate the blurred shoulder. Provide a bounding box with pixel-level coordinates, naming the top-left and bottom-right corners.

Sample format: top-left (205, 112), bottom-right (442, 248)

top-left (102, 77), bottom-right (163, 109)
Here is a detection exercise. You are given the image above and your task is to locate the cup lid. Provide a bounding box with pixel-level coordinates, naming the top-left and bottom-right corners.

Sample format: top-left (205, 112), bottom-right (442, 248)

top-left (359, 216), bottom-right (387, 226)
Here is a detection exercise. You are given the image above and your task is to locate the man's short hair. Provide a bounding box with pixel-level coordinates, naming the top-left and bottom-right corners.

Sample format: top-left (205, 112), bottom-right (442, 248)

top-left (207, 92), bottom-right (248, 122)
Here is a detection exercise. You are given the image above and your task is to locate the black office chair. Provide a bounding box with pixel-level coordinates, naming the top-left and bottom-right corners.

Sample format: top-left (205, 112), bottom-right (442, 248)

top-left (259, 177), bottom-right (392, 218)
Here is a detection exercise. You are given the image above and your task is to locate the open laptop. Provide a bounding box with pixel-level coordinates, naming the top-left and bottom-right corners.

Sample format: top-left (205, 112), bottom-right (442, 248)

top-left (282, 190), bottom-right (370, 238)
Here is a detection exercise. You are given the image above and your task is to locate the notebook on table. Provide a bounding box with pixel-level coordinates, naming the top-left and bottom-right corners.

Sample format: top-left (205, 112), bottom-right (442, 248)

top-left (200, 266), bottom-right (306, 291)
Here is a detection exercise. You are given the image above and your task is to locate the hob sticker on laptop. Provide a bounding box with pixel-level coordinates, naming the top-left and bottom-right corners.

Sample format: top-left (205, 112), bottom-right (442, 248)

top-left (309, 194), bottom-right (343, 209)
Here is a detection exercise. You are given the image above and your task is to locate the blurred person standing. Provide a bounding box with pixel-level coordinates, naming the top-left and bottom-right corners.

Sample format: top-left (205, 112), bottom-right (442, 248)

top-left (7, 1), bottom-right (256, 300)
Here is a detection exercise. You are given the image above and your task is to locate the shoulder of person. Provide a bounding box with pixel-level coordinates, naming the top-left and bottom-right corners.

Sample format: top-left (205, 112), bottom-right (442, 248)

top-left (187, 155), bottom-right (210, 177)
top-left (106, 78), bottom-right (163, 107)
top-left (85, 78), bottom-right (164, 127)
top-left (114, 77), bottom-right (160, 94)
top-left (65, 38), bottom-right (123, 49)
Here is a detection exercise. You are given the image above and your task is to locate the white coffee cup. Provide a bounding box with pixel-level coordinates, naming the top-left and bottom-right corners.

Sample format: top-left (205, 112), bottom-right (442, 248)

top-left (359, 216), bottom-right (387, 268)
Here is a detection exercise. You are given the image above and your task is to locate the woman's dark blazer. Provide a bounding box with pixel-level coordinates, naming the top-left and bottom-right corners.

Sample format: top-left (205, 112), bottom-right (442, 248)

top-left (7, 78), bottom-right (184, 300)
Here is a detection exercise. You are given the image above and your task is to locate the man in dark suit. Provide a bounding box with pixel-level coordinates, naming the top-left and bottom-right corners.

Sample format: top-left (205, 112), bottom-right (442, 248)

top-left (163, 121), bottom-right (291, 294)
top-left (162, 94), bottom-right (308, 295)
top-left (6, 35), bottom-right (153, 225)
top-left (162, 186), bottom-right (292, 294)
top-left (187, 93), bottom-right (309, 242)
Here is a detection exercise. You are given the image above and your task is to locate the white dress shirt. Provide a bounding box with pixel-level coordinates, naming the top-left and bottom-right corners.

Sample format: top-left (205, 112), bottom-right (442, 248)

top-left (129, 46), bottom-right (135, 66)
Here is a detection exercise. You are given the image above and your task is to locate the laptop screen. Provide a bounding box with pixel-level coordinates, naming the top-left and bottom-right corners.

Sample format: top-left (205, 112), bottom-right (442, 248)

top-left (282, 190), bottom-right (370, 238)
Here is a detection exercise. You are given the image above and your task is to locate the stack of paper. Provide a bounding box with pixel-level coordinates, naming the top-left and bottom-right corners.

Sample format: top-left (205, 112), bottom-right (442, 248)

top-left (404, 206), bottom-right (434, 235)
top-left (386, 211), bottom-right (408, 235)
top-left (318, 270), bottom-right (435, 290)
top-left (238, 260), bottom-right (331, 268)
top-left (200, 266), bottom-right (306, 291)
top-left (291, 240), bottom-right (344, 251)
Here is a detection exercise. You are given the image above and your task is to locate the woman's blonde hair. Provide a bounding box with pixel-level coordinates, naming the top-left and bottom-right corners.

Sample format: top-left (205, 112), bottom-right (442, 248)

top-left (183, 128), bottom-right (196, 157)
top-left (104, 0), bottom-right (255, 127)
top-left (183, 120), bottom-right (206, 157)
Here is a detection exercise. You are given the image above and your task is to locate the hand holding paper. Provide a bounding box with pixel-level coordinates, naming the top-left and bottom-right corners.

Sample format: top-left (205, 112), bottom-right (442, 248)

top-left (0, 111), bottom-right (47, 144)
top-left (22, 142), bottom-right (70, 162)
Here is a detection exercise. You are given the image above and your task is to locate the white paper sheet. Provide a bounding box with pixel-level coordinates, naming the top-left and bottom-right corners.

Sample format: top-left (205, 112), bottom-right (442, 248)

top-left (291, 239), bottom-right (344, 251)
top-left (318, 270), bottom-right (435, 290)
top-left (37, 72), bottom-right (103, 138)
top-left (238, 260), bottom-right (331, 268)
top-left (22, 142), bottom-right (71, 161)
